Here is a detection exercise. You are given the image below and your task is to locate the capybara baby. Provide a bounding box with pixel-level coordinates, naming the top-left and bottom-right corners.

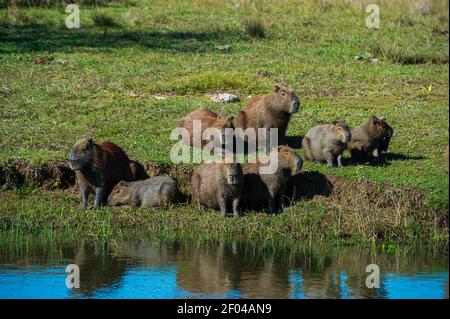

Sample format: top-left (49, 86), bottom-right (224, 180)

top-left (347, 116), bottom-right (393, 163)
top-left (69, 138), bottom-right (135, 210)
top-left (190, 160), bottom-right (243, 217)
top-left (241, 145), bottom-right (303, 214)
top-left (302, 121), bottom-right (352, 168)
top-left (108, 176), bottom-right (181, 208)
top-left (178, 108), bottom-right (234, 148)
top-left (237, 86), bottom-right (300, 148)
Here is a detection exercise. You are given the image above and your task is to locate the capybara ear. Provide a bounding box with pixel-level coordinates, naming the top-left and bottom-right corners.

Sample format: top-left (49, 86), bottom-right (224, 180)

top-left (371, 116), bottom-right (380, 125)
top-left (274, 85), bottom-right (281, 92)
top-left (332, 120), bottom-right (338, 125)
top-left (87, 138), bottom-right (94, 144)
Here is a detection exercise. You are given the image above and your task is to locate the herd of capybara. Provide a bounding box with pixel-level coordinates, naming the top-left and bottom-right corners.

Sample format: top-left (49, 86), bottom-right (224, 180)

top-left (69, 85), bottom-right (449, 216)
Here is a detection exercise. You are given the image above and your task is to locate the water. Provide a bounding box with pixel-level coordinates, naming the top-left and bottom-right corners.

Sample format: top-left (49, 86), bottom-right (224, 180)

top-left (0, 238), bottom-right (448, 299)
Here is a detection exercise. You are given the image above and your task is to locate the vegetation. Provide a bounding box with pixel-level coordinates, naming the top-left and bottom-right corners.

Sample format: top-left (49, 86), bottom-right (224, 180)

top-left (0, 0), bottom-right (448, 244)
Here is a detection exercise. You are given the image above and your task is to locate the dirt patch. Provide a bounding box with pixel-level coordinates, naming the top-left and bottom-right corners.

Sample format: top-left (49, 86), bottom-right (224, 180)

top-left (0, 160), bottom-right (74, 190)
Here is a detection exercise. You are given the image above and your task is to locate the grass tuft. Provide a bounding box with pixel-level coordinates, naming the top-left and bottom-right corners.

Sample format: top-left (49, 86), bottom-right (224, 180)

top-left (243, 18), bottom-right (266, 38)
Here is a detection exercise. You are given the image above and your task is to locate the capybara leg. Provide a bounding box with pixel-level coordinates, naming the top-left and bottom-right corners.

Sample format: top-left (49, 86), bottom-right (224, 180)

top-left (131, 194), bottom-right (141, 209)
top-left (351, 149), bottom-right (361, 163)
top-left (302, 137), bottom-right (311, 161)
top-left (266, 195), bottom-right (275, 215)
top-left (218, 196), bottom-right (227, 218)
top-left (93, 187), bottom-right (105, 210)
top-left (159, 183), bottom-right (173, 205)
top-left (372, 147), bottom-right (382, 164)
top-left (232, 198), bottom-right (240, 218)
top-left (78, 188), bottom-right (89, 211)
top-left (337, 154), bottom-right (343, 168)
top-left (325, 151), bottom-right (336, 168)
top-left (274, 194), bottom-right (282, 214)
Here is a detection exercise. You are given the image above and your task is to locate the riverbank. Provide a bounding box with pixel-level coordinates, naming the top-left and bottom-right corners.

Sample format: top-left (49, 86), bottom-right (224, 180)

top-left (0, 0), bottom-right (448, 244)
top-left (0, 160), bottom-right (447, 245)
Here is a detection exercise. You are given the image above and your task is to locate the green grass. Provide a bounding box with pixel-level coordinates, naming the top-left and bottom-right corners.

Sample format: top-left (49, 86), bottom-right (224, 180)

top-left (0, 188), bottom-right (447, 245)
top-left (0, 0), bottom-right (448, 242)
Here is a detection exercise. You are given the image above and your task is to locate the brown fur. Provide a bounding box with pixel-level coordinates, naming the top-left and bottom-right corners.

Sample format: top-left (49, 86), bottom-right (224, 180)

top-left (445, 144), bottom-right (449, 172)
top-left (129, 160), bottom-right (148, 180)
top-left (237, 86), bottom-right (300, 146)
top-left (108, 176), bottom-right (182, 208)
top-left (178, 108), bottom-right (234, 148)
top-left (302, 121), bottom-right (352, 167)
top-left (69, 138), bottom-right (135, 210)
top-left (241, 145), bottom-right (303, 214)
top-left (347, 116), bottom-right (393, 163)
top-left (190, 160), bottom-right (243, 217)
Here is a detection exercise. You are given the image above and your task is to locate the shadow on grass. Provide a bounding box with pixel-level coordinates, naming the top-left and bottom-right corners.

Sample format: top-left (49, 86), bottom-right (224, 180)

top-left (284, 136), bottom-right (303, 149)
top-left (0, 24), bottom-right (245, 53)
top-left (285, 171), bottom-right (333, 203)
top-left (342, 152), bottom-right (427, 167)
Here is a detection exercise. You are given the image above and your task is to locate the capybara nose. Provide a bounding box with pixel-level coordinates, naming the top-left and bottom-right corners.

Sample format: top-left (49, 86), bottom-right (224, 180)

top-left (292, 101), bottom-right (300, 112)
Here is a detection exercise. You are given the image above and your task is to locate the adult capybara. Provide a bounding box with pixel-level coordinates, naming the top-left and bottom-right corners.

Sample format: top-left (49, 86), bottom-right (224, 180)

top-left (69, 138), bottom-right (135, 210)
top-left (108, 176), bottom-right (182, 208)
top-left (236, 86), bottom-right (300, 148)
top-left (241, 145), bottom-right (303, 214)
top-left (302, 121), bottom-right (351, 167)
top-left (347, 116), bottom-right (393, 163)
top-left (445, 144), bottom-right (449, 172)
top-left (178, 108), bottom-right (234, 148)
top-left (190, 160), bottom-right (243, 217)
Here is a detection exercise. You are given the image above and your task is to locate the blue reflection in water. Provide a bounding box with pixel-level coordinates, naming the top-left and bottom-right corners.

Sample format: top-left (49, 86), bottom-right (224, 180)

top-left (382, 272), bottom-right (448, 299)
top-left (0, 241), bottom-right (448, 299)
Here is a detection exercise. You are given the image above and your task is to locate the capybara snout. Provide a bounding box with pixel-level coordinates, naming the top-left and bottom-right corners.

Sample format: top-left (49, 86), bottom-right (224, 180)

top-left (69, 138), bottom-right (94, 170)
top-left (107, 180), bottom-right (129, 206)
top-left (293, 156), bottom-right (303, 175)
top-left (290, 95), bottom-right (300, 113)
top-left (226, 163), bottom-right (243, 185)
top-left (274, 85), bottom-right (300, 114)
top-left (335, 121), bottom-right (352, 144)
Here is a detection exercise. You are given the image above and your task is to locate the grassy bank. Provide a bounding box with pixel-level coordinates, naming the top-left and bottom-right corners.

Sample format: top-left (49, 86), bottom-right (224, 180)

top-left (0, 165), bottom-right (447, 244)
top-left (0, 0), bottom-right (448, 243)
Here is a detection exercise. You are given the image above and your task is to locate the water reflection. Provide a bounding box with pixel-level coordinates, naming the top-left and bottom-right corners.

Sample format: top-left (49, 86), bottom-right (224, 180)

top-left (0, 238), bottom-right (447, 299)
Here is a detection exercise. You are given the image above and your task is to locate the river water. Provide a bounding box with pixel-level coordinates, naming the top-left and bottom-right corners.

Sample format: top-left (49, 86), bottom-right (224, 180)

top-left (0, 238), bottom-right (447, 299)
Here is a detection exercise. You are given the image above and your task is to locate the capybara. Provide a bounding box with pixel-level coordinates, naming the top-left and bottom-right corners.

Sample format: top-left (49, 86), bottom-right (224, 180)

top-left (236, 86), bottom-right (300, 148)
top-left (241, 145), bottom-right (303, 214)
top-left (347, 116), bottom-right (393, 163)
top-left (129, 160), bottom-right (148, 180)
top-left (178, 108), bottom-right (234, 148)
top-left (302, 121), bottom-right (352, 167)
top-left (69, 138), bottom-right (135, 210)
top-left (445, 144), bottom-right (449, 172)
top-left (108, 176), bottom-right (181, 208)
top-left (190, 160), bottom-right (243, 217)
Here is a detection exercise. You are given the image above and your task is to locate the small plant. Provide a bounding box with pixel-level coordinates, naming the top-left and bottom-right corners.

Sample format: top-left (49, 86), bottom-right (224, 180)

top-left (91, 10), bottom-right (120, 35)
top-left (243, 18), bottom-right (266, 38)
